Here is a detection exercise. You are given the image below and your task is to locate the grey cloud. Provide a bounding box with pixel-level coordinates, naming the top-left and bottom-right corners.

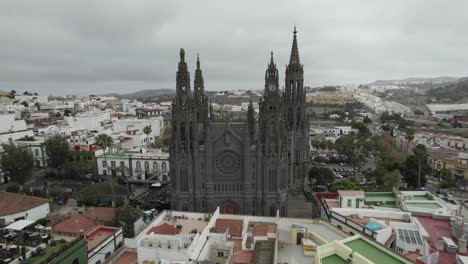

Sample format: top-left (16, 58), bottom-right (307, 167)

top-left (0, 0), bottom-right (467, 95)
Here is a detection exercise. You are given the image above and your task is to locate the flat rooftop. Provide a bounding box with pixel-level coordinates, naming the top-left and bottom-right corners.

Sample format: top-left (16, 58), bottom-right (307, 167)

top-left (113, 251), bottom-right (137, 264)
top-left (344, 238), bottom-right (406, 264)
top-left (85, 226), bottom-right (120, 251)
top-left (415, 216), bottom-right (468, 264)
top-left (277, 243), bottom-right (314, 264)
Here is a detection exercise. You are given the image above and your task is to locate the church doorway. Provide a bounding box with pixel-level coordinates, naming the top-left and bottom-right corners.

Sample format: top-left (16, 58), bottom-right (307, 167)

top-left (221, 205), bottom-right (236, 214)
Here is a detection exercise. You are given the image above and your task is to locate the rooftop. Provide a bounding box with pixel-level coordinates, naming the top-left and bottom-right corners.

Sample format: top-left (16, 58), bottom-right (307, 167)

top-left (0, 191), bottom-right (49, 216)
top-left (85, 226), bottom-right (120, 251)
top-left (53, 214), bottom-right (100, 235)
top-left (415, 216), bottom-right (467, 264)
top-left (338, 190), bottom-right (364, 197)
top-left (147, 223), bottom-right (179, 235)
top-left (211, 218), bottom-right (243, 237)
top-left (344, 238), bottom-right (406, 264)
top-left (113, 251), bottom-right (137, 264)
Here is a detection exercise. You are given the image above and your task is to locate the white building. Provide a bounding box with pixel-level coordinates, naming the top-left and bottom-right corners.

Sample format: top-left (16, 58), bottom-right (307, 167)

top-left (86, 226), bottom-right (123, 264)
top-left (0, 192), bottom-right (50, 225)
top-left (0, 114), bottom-right (34, 143)
top-left (95, 148), bottom-right (169, 181)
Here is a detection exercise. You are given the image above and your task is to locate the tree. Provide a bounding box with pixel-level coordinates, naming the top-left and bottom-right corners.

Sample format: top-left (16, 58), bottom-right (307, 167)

top-left (309, 167), bottom-right (335, 186)
top-left (404, 144), bottom-right (429, 189)
top-left (143, 125), bottom-right (152, 147)
top-left (363, 116), bottom-right (372, 124)
top-left (74, 182), bottom-right (126, 206)
top-left (328, 179), bottom-right (358, 192)
top-left (453, 121), bottom-right (463, 128)
top-left (108, 206), bottom-right (143, 237)
top-left (439, 168), bottom-right (455, 189)
top-left (95, 134), bottom-right (115, 206)
top-left (64, 109), bottom-right (72, 117)
top-left (34, 102), bottom-right (41, 110)
top-left (0, 143), bottom-right (34, 184)
top-left (44, 135), bottom-right (69, 169)
top-left (63, 160), bottom-right (96, 179)
top-left (382, 169), bottom-right (402, 191)
top-left (9, 89), bottom-right (16, 98)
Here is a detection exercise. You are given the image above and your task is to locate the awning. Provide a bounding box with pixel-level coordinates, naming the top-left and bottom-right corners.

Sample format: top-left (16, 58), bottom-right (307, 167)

top-left (6, 219), bottom-right (35, 231)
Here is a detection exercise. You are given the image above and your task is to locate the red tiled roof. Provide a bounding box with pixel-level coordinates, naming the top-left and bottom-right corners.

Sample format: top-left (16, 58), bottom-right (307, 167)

top-left (147, 223), bottom-right (179, 235)
top-left (213, 219), bottom-right (243, 237)
top-left (251, 223), bottom-right (277, 236)
top-left (53, 214), bottom-right (99, 235)
top-left (0, 192), bottom-right (49, 216)
top-left (85, 226), bottom-right (120, 251)
top-left (314, 192), bottom-right (339, 202)
top-left (84, 207), bottom-right (115, 222)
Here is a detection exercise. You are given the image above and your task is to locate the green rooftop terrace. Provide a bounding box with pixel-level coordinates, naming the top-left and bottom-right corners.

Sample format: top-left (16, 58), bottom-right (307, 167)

top-left (345, 238), bottom-right (406, 264)
top-left (365, 192), bottom-right (397, 207)
top-left (322, 254), bottom-right (345, 264)
top-left (404, 202), bottom-right (442, 209)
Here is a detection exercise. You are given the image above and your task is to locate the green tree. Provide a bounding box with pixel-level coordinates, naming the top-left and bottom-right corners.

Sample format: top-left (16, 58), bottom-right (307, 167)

top-left (363, 116), bottom-right (372, 124)
top-left (64, 109), bottom-right (72, 117)
top-left (404, 144), bottom-right (429, 189)
top-left (44, 135), bottom-right (70, 169)
top-left (74, 182), bottom-right (126, 206)
top-left (382, 169), bottom-right (402, 191)
top-left (63, 160), bottom-right (96, 179)
top-left (439, 168), bottom-right (455, 189)
top-left (143, 125), bottom-right (152, 147)
top-left (0, 143), bottom-right (34, 184)
top-left (95, 134), bottom-right (115, 206)
top-left (108, 206), bottom-right (143, 237)
top-left (309, 167), bottom-right (335, 186)
top-left (328, 179), bottom-right (358, 192)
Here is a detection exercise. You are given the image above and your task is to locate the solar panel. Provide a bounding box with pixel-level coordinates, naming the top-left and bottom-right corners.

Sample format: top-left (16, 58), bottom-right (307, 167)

top-left (398, 228), bottom-right (423, 245)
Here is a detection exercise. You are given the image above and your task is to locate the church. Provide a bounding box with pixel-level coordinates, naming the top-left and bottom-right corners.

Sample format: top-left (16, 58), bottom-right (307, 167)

top-left (170, 28), bottom-right (309, 216)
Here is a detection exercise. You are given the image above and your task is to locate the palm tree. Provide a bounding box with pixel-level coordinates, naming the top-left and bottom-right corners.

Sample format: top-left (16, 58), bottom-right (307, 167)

top-left (405, 128), bottom-right (415, 158)
top-left (95, 134), bottom-right (115, 207)
top-left (143, 125), bottom-right (152, 148)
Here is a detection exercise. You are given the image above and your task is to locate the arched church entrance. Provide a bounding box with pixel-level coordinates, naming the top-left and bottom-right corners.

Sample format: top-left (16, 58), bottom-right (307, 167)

top-left (221, 205), bottom-right (236, 214)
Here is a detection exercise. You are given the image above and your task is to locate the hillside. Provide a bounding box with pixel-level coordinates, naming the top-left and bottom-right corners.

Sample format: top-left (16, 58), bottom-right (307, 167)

top-left (427, 78), bottom-right (468, 102)
top-left (104, 89), bottom-right (174, 100)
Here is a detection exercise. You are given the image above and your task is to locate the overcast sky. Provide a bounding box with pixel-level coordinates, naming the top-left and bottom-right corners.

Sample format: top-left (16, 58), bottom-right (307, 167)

top-left (1, 0), bottom-right (468, 96)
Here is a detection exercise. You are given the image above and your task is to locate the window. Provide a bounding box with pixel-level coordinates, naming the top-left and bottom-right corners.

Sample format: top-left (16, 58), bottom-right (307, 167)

top-left (34, 149), bottom-right (39, 156)
top-left (347, 199), bottom-right (352, 207)
top-left (145, 161), bottom-right (149, 171)
top-left (120, 161), bottom-right (125, 168)
top-left (153, 162), bottom-right (158, 171)
top-left (136, 161), bottom-right (141, 172)
top-left (162, 162), bottom-right (167, 172)
top-left (217, 251), bottom-right (225, 257)
top-left (102, 160), bottom-right (107, 168)
top-left (111, 161), bottom-right (116, 168)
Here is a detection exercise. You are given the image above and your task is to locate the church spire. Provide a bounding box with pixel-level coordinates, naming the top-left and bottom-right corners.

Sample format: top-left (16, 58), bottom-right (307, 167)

top-left (194, 53), bottom-right (204, 96)
top-left (175, 48), bottom-right (192, 105)
top-left (289, 26), bottom-right (300, 64)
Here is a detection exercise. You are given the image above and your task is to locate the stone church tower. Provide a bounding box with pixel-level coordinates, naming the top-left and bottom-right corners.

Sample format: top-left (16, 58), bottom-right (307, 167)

top-left (170, 29), bottom-right (308, 216)
top-left (284, 27), bottom-right (310, 190)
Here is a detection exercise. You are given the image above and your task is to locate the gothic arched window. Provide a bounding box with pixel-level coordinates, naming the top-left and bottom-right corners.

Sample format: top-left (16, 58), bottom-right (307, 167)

top-left (162, 162), bottom-right (167, 172)
top-left (136, 161), bottom-right (141, 172)
top-left (145, 161), bottom-right (149, 171)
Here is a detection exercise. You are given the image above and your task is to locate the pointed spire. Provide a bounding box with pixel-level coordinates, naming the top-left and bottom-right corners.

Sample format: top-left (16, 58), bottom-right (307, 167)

top-left (289, 26), bottom-right (300, 64)
top-left (194, 53), bottom-right (204, 96)
top-left (180, 48), bottom-right (185, 62)
top-left (270, 51), bottom-right (274, 65)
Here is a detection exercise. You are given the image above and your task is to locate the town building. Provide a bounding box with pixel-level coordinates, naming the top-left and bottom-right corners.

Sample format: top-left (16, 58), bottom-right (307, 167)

top-left (0, 191), bottom-right (50, 225)
top-left (170, 29), bottom-right (309, 216)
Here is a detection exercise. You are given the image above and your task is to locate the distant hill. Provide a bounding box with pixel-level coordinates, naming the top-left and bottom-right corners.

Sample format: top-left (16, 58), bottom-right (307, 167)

top-left (104, 89), bottom-right (174, 100)
top-left (369, 76), bottom-right (459, 86)
top-left (427, 78), bottom-right (468, 102)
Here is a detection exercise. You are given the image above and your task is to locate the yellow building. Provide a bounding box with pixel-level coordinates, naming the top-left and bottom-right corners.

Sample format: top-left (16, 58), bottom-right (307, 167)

top-left (306, 91), bottom-right (354, 105)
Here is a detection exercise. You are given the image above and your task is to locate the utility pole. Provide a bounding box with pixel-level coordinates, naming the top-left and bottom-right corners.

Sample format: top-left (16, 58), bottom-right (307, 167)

top-left (418, 157), bottom-right (421, 190)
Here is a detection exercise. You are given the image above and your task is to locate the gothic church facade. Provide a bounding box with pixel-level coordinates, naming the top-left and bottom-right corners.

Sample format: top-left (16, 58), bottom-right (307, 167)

top-left (170, 29), bottom-right (309, 216)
